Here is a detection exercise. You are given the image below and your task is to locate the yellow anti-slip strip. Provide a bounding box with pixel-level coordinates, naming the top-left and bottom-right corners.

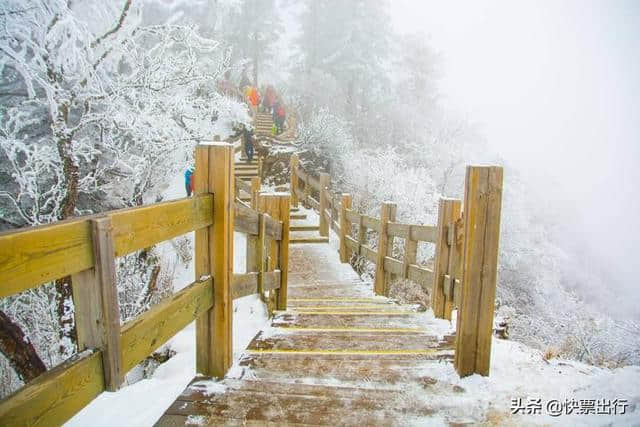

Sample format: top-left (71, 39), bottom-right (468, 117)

top-left (276, 326), bottom-right (429, 333)
top-left (287, 305), bottom-right (402, 310)
top-left (288, 298), bottom-right (391, 303)
top-left (246, 349), bottom-right (448, 356)
top-left (276, 310), bottom-right (416, 316)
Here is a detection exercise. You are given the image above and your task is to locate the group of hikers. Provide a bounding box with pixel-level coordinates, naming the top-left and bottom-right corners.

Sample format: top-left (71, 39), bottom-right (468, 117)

top-left (185, 74), bottom-right (286, 197)
top-left (243, 83), bottom-right (287, 135)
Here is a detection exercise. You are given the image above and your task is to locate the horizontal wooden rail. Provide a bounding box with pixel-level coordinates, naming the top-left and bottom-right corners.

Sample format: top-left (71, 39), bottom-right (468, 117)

top-left (119, 277), bottom-right (214, 373)
top-left (308, 196), bottom-right (320, 210)
top-left (232, 271), bottom-right (281, 299)
top-left (234, 203), bottom-right (282, 239)
top-left (111, 195), bottom-right (213, 257)
top-left (361, 215), bottom-right (381, 232)
top-left (0, 195), bottom-right (213, 298)
top-left (345, 209), bottom-right (360, 224)
top-left (360, 245), bottom-right (378, 263)
top-left (408, 264), bottom-right (434, 285)
top-left (0, 350), bottom-right (105, 426)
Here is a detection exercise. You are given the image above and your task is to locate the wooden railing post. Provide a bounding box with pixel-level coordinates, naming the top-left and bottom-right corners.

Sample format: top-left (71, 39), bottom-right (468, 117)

top-left (455, 166), bottom-right (503, 377)
top-left (432, 198), bottom-right (462, 319)
top-left (258, 156), bottom-right (263, 178)
top-left (374, 202), bottom-right (395, 296)
top-left (250, 176), bottom-right (261, 209)
top-left (276, 194), bottom-right (291, 310)
top-left (290, 154), bottom-right (299, 208)
top-left (195, 142), bottom-right (234, 378)
top-left (260, 194), bottom-right (277, 314)
top-left (402, 233), bottom-right (417, 282)
top-left (318, 173), bottom-right (330, 236)
top-left (339, 194), bottom-right (352, 263)
top-left (71, 216), bottom-right (122, 391)
top-left (246, 176), bottom-right (261, 274)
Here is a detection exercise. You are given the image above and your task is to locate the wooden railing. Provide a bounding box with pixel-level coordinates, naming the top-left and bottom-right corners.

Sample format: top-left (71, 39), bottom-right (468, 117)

top-left (0, 142), bottom-right (291, 425)
top-left (289, 153), bottom-right (503, 377)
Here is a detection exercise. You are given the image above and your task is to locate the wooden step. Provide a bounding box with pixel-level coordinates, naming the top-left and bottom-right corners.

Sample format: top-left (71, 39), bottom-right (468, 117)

top-left (247, 329), bottom-right (449, 353)
top-left (236, 353), bottom-right (453, 384)
top-left (158, 378), bottom-right (439, 426)
top-left (290, 213), bottom-right (307, 220)
top-left (290, 225), bottom-right (319, 232)
top-left (289, 236), bottom-right (328, 244)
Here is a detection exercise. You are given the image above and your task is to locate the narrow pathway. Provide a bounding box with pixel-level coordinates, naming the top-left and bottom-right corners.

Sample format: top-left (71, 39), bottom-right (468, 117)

top-left (156, 232), bottom-right (462, 425)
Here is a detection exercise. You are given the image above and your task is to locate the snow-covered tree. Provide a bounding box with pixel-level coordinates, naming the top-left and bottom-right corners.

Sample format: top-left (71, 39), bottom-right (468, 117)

top-left (0, 0), bottom-right (249, 396)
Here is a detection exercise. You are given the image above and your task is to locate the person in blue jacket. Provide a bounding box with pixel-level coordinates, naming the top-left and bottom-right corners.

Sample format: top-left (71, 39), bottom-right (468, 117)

top-left (185, 166), bottom-right (194, 197)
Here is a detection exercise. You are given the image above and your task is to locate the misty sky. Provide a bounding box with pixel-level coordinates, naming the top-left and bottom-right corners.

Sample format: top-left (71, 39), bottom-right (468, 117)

top-left (392, 0), bottom-right (640, 295)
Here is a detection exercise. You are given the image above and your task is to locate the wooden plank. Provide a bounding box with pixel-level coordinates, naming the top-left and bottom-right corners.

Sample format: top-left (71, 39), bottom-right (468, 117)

top-left (289, 236), bottom-right (330, 244)
top-left (194, 145), bottom-right (213, 375)
top-left (0, 351), bottom-right (105, 426)
top-left (339, 194), bottom-right (353, 263)
top-left (387, 222), bottom-right (409, 238)
top-left (383, 256), bottom-right (403, 275)
top-left (318, 173), bottom-right (330, 236)
top-left (384, 205), bottom-right (398, 294)
top-left (410, 224), bottom-right (437, 243)
top-left (444, 215), bottom-right (463, 320)
top-left (402, 236), bottom-right (418, 280)
top-left (209, 143), bottom-right (234, 378)
top-left (358, 213), bottom-right (367, 257)
top-left (290, 225), bottom-right (319, 232)
top-left (408, 264), bottom-right (434, 287)
top-left (307, 195), bottom-right (320, 211)
top-left (110, 195), bottom-right (213, 257)
top-left (290, 154), bottom-right (299, 208)
top-left (432, 198), bottom-right (461, 319)
top-left (87, 217), bottom-right (122, 390)
top-left (120, 278), bottom-right (214, 373)
top-left (264, 214), bottom-right (283, 240)
top-left (374, 203), bottom-right (395, 296)
top-left (344, 235), bottom-right (359, 252)
top-left (455, 166), bottom-right (503, 377)
top-left (263, 270), bottom-right (281, 292)
top-left (361, 245), bottom-right (378, 263)
top-left (345, 208), bottom-right (360, 224)
top-left (257, 214), bottom-right (266, 295)
top-left (232, 273), bottom-right (258, 299)
top-left (250, 177), bottom-right (261, 210)
top-left (277, 195), bottom-right (291, 310)
top-left (0, 219), bottom-right (93, 298)
top-left (264, 195), bottom-right (280, 315)
top-left (323, 189), bottom-right (333, 206)
top-left (361, 215), bottom-right (380, 232)
top-left (234, 203), bottom-right (259, 235)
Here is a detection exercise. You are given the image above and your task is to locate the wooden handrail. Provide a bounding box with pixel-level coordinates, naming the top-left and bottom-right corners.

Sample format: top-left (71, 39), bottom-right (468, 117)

top-left (0, 139), bottom-right (295, 424)
top-left (290, 158), bottom-right (503, 378)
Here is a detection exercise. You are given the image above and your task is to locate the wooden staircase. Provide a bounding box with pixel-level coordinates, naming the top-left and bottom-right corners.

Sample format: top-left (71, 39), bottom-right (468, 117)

top-left (156, 243), bottom-right (457, 425)
top-left (254, 112), bottom-right (273, 137)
